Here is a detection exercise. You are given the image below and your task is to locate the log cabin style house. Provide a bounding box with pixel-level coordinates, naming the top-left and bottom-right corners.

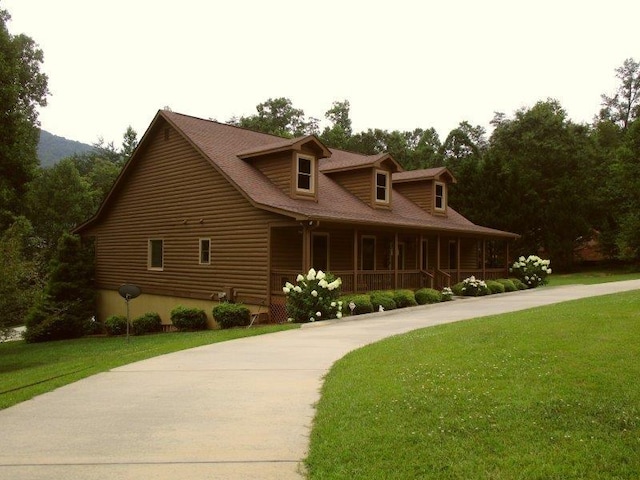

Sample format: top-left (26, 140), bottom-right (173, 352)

top-left (75, 110), bottom-right (518, 325)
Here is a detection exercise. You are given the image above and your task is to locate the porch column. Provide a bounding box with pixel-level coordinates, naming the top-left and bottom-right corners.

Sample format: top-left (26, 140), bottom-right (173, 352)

top-left (457, 237), bottom-right (461, 284)
top-left (482, 239), bottom-right (486, 279)
top-left (353, 229), bottom-right (358, 293)
top-left (506, 240), bottom-right (510, 272)
top-left (394, 232), bottom-right (398, 289)
top-left (302, 226), bottom-right (311, 272)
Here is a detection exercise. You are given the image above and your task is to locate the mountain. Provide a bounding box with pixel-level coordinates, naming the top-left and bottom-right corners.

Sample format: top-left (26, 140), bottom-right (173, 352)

top-left (38, 130), bottom-right (93, 167)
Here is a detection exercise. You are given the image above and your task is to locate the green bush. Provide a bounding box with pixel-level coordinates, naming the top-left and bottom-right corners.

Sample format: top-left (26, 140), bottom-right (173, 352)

top-left (370, 292), bottom-right (397, 311)
top-left (339, 294), bottom-right (374, 316)
top-left (510, 255), bottom-right (552, 288)
top-left (460, 276), bottom-right (490, 296)
top-left (415, 288), bottom-right (442, 305)
top-left (452, 282), bottom-right (464, 296)
top-left (486, 280), bottom-right (506, 294)
top-left (171, 305), bottom-right (209, 331)
top-left (510, 278), bottom-right (528, 290)
top-left (24, 303), bottom-right (86, 343)
top-left (211, 303), bottom-right (250, 329)
top-left (392, 289), bottom-right (418, 308)
top-left (132, 312), bottom-right (162, 335)
top-left (441, 287), bottom-right (454, 301)
top-left (104, 314), bottom-right (128, 336)
top-left (496, 278), bottom-right (517, 292)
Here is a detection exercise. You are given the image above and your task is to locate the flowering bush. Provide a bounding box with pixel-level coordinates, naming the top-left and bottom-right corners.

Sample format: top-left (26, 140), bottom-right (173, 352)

top-left (460, 276), bottom-right (489, 296)
top-left (510, 255), bottom-right (552, 288)
top-left (441, 286), bottom-right (454, 301)
top-left (283, 268), bottom-right (343, 323)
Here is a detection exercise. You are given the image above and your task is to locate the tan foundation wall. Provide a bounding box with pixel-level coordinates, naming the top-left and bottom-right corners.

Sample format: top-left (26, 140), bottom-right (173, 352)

top-left (95, 289), bottom-right (264, 329)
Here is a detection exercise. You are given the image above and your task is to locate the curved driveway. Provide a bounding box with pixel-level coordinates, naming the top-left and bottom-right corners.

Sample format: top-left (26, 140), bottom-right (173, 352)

top-left (2, 280), bottom-right (640, 479)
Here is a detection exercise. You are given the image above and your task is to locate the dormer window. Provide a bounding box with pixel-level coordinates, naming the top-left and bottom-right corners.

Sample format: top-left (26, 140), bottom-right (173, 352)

top-left (435, 182), bottom-right (446, 211)
top-left (375, 170), bottom-right (390, 204)
top-left (296, 154), bottom-right (315, 194)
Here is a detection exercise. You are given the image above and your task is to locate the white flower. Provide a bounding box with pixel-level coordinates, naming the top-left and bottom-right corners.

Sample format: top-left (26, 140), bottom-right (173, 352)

top-left (307, 268), bottom-right (317, 280)
top-left (338, 300), bottom-right (343, 306)
top-left (293, 286), bottom-right (302, 293)
top-left (331, 301), bottom-right (336, 307)
top-left (519, 256), bottom-right (525, 262)
top-left (287, 317), bottom-right (293, 322)
top-left (327, 279), bottom-right (341, 290)
top-left (310, 317), bottom-right (315, 322)
top-left (296, 274), bottom-right (304, 282)
top-left (547, 268), bottom-right (552, 274)
top-left (311, 290), bottom-right (318, 297)
top-left (336, 311), bottom-right (342, 319)
top-left (318, 279), bottom-right (329, 288)
top-left (316, 270), bottom-right (326, 280)
top-left (285, 282), bottom-right (294, 289)
top-left (379, 305), bottom-right (385, 312)
top-left (316, 311), bottom-right (322, 317)
top-left (282, 286), bottom-right (290, 294)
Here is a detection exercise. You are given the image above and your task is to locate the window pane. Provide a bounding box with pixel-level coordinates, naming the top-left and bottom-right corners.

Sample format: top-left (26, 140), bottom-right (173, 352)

top-left (150, 240), bottom-right (163, 268)
top-left (376, 172), bottom-right (387, 188)
top-left (200, 239), bottom-right (210, 264)
top-left (376, 186), bottom-right (386, 201)
top-left (298, 158), bottom-right (311, 174)
top-left (298, 173), bottom-right (311, 190)
top-left (435, 183), bottom-right (444, 209)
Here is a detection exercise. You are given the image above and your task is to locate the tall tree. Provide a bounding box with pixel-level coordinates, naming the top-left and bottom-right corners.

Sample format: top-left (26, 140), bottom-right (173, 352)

top-left (228, 97), bottom-right (318, 137)
top-left (599, 58), bottom-right (640, 131)
top-left (320, 100), bottom-right (353, 149)
top-left (0, 8), bottom-right (49, 229)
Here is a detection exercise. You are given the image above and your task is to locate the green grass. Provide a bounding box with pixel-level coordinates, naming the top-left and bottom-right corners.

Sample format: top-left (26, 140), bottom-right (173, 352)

top-left (547, 269), bottom-right (640, 286)
top-left (306, 291), bottom-right (640, 479)
top-left (0, 325), bottom-right (298, 410)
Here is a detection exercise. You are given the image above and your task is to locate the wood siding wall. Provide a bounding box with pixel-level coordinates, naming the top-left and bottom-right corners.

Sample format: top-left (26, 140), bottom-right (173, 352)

top-left (394, 180), bottom-right (433, 213)
top-left (84, 121), bottom-right (284, 302)
top-left (328, 169), bottom-right (372, 206)
top-left (250, 152), bottom-right (292, 195)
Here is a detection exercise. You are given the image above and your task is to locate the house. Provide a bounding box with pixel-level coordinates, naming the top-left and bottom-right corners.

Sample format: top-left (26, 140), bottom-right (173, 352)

top-left (75, 110), bottom-right (519, 325)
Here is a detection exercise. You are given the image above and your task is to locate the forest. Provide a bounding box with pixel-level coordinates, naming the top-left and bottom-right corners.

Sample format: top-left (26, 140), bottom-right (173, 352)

top-left (1, 4), bottom-right (639, 336)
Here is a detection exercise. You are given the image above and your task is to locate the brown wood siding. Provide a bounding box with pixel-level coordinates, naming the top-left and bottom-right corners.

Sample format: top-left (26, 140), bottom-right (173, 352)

top-left (270, 227), bottom-right (303, 271)
top-left (394, 180), bottom-right (433, 213)
top-left (87, 122), bottom-right (284, 301)
top-left (326, 228), bottom-right (353, 271)
top-left (250, 152), bottom-right (292, 195)
top-left (329, 169), bottom-right (372, 206)
top-left (460, 239), bottom-right (479, 270)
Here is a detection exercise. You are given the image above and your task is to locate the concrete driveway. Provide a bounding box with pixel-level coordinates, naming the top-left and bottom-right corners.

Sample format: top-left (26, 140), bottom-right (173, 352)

top-left (1, 280), bottom-right (639, 479)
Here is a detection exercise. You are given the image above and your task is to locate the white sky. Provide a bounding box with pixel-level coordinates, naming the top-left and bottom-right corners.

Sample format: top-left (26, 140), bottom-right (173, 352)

top-left (3, 0), bottom-right (639, 146)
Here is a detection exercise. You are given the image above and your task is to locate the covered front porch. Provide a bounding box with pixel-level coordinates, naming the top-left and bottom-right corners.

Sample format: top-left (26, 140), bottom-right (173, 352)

top-left (268, 222), bottom-right (512, 320)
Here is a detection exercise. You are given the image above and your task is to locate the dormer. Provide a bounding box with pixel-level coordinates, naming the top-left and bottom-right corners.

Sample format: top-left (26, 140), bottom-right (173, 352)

top-left (238, 136), bottom-right (331, 201)
top-left (392, 167), bottom-right (456, 216)
top-left (320, 152), bottom-right (402, 209)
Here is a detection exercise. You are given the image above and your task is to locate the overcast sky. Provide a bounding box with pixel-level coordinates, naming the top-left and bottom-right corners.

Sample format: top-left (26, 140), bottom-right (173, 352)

top-left (4, 0), bottom-right (639, 146)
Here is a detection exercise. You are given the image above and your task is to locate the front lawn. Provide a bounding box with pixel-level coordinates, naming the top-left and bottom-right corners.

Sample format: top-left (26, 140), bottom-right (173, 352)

top-left (306, 291), bottom-right (640, 479)
top-left (547, 269), bottom-right (640, 286)
top-left (0, 324), bottom-right (298, 410)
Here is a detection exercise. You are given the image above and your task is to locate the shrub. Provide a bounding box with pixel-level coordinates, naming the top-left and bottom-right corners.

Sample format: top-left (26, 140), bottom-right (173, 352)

top-left (510, 277), bottom-right (528, 290)
top-left (392, 289), bottom-right (418, 308)
top-left (486, 280), bottom-right (506, 294)
top-left (451, 282), bottom-right (464, 296)
top-left (283, 269), bottom-right (343, 322)
top-left (211, 303), bottom-right (250, 329)
top-left (104, 314), bottom-right (128, 336)
top-left (171, 306), bottom-right (209, 331)
top-left (460, 276), bottom-right (489, 297)
top-left (370, 292), bottom-right (397, 311)
top-left (132, 312), bottom-right (162, 335)
top-left (415, 288), bottom-right (442, 305)
top-left (441, 286), bottom-right (454, 301)
top-left (510, 255), bottom-right (552, 288)
top-left (339, 294), bottom-right (374, 316)
top-left (496, 278), bottom-right (517, 292)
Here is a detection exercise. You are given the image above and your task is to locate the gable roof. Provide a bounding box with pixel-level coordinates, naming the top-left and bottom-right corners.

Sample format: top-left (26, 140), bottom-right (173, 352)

top-left (76, 110), bottom-right (517, 239)
top-left (393, 167), bottom-right (457, 184)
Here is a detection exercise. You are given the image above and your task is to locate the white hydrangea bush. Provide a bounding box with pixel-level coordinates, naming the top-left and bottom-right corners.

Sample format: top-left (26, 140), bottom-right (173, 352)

top-left (283, 268), bottom-right (343, 323)
top-left (460, 275), bottom-right (489, 296)
top-left (510, 255), bottom-right (552, 288)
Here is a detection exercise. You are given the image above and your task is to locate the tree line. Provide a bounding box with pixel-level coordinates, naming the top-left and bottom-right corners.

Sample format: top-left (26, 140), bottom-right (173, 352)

top-left (1, 3), bottom-right (639, 336)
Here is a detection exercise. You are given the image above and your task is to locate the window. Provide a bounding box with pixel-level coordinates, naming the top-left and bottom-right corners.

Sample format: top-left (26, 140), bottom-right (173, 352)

top-left (375, 170), bottom-right (389, 203)
top-left (397, 242), bottom-right (405, 270)
top-left (148, 239), bottom-right (164, 270)
top-left (361, 236), bottom-right (376, 270)
top-left (312, 233), bottom-right (329, 271)
top-left (435, 182), bottom-right (446, 211)
top-left (199, 238), bottom-right (211, 265)
top-left (296, 154), bottom-right (315, 193)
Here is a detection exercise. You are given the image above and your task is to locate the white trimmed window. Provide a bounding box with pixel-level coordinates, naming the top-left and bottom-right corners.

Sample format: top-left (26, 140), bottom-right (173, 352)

top-left (435, 182), bottom-right (446, 211)
top-left (296, 154), bottom-right (315, 193)
top-left (375, 170), bottom-right (390, 204)
top-left (199, 238), bottom-right (211, 265)
top-left (148, 239), bottom-right (164, 270)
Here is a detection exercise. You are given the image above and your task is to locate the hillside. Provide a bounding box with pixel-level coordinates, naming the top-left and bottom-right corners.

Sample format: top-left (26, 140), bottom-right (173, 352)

top-left (38, 130), bottom-right (93, 167)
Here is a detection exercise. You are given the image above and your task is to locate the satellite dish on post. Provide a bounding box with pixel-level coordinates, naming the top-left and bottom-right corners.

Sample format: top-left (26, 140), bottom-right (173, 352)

top-left (118, 284), bottom-right (141, 342)
top-left (119, 284), bottom-right (141, 300)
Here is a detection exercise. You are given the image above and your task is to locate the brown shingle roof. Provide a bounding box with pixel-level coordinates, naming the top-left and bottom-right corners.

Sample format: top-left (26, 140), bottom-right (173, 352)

top-left (79, 110), bottom-right (517, 239)
top-left (393, 167), bottom-right (457, 183)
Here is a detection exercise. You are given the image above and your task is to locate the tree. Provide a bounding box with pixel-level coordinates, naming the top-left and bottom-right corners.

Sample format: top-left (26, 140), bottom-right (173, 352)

top-left (320, 100), bottom-right (353, 149)
top-left (599, 58), bottom-right (640, 131)
top-left (0, 8), bottom-right (49, 229)
top-left (228, 97), bottom-right (318, 137)
top-left (121, 125), bottom-right (138, 162)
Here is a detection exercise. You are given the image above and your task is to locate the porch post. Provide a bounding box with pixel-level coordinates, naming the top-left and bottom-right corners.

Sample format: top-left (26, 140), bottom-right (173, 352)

top-left (353, 229), bottom-right (358, 293)
top-left (506, 240), bottom-right (510, 274)
top-left (482, 239), bottom-right (486, 279)
top-left (394, 232), bottom-right (398, 289)
top-left (457, 237), bottom-right (461, 284)
top-left (302, 226), bottom-right (311, 272)
top-left (436, 235), bottom-right (441, 289)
